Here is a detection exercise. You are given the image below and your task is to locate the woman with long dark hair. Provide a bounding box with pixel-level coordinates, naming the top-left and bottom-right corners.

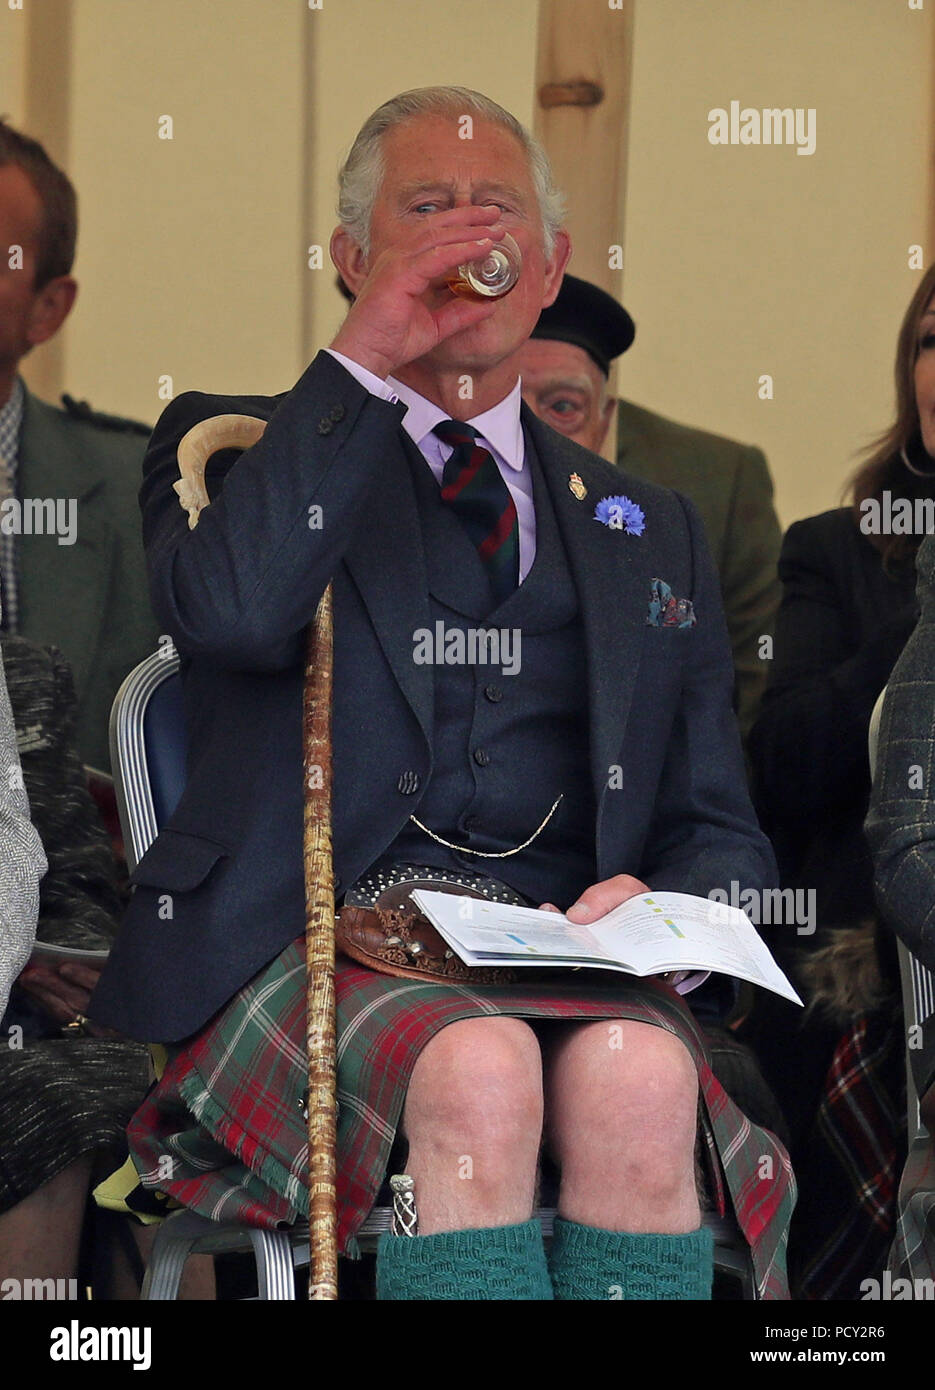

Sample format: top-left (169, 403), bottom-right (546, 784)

top-left (744, 264), bottom-right (935, 1298)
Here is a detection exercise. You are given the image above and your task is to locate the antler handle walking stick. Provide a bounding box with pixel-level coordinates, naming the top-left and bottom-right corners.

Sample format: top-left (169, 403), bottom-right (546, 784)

top-left (176, 416), bottom-right (339, 1299)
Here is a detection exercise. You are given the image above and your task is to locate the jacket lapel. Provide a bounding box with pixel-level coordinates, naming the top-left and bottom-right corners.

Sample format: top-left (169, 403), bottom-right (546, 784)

top-left (342, 428), bottom-right (433, 746)
top-left (523, 408), bottom-right (654, 852)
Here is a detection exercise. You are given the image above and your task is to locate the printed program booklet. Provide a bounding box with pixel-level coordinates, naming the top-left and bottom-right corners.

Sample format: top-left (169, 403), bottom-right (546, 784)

top-left (411, 888), bottom-right (802, 1005)
top-left (28, 941), bottom-right (110, 970)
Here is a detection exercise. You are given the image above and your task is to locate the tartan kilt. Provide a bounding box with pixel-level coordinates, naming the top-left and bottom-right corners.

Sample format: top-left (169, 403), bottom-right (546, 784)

top-left (793, 1012), bottom-right (904, 1299)
top-left (124, 940), bottom-right (795, 1299)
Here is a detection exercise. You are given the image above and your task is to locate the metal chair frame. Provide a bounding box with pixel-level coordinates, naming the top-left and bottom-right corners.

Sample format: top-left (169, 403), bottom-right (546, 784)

top-left (109, 648), bottom-right (183, 876)
top-left (897, 946), bottom-right (935, 1149)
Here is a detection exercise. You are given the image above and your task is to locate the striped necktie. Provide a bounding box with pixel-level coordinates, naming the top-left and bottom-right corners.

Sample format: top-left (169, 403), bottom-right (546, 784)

top-left (433, 419), bottom-right (519, 606)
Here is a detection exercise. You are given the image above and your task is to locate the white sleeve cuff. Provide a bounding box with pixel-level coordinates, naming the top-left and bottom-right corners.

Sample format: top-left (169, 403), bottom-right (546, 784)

top-left (324, 349), bottom-right (397, 402)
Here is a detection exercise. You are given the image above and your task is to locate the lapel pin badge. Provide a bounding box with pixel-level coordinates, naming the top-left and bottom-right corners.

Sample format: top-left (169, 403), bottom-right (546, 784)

top-left (568, 472), bottom-right (587, 500)
top-left (594, 494), bottom-right (646, 536)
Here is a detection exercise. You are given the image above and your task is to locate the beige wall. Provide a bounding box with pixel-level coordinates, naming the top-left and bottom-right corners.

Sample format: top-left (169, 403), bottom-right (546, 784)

top-left (305, 0), bottom-right (539, 354)
top-left (3, 0), bottom-right (539, 425)
top-left (70, 0), bottom-right (309, 419)
top-left (621, 0), bottom-right (934, 527)
top-left (6, 0), bottom-right (308, 424)
top-left (2, 0), bottom-right (932, 530)
top-left (0, 8), bottom-right (26, 142)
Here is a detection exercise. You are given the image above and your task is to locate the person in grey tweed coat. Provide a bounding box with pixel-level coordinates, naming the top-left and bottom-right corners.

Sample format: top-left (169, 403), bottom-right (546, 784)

top-left (0, 634), bottom-right (148, 1291)
top-left (866, 531), bottom-right (935, 1099)
top-left (0, 609), bottom-right (46, 1019)
top-left (866, 532), bottom-right (935, 1282)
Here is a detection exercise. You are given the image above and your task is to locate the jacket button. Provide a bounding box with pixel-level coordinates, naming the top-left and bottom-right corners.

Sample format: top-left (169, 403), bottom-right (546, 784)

top-left (329, 404), bottom-right (346, 423)
top-left (473, 748), bottom-right (490, 767)
top-left (317, 418), bottom-right (334, 435)
top-left (484, 684), bottom-right (503, 702)
top-left (397, 770), bottom-right (420, 794)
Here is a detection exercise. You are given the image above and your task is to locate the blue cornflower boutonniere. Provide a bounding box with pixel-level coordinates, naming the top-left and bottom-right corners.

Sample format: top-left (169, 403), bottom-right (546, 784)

top-left (594, 494), bottom-right (645, 535)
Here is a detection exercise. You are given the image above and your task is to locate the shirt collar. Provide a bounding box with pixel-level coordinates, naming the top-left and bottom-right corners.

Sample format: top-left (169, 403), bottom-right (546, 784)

top-left (386, 373), bottom-right (525, 472)
top-left (0, 377), bottom-right (25, 467)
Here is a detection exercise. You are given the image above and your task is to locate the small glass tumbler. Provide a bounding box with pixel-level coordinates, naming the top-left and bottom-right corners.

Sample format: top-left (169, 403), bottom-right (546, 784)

top-left (447, 232), bottom-right (522, 300)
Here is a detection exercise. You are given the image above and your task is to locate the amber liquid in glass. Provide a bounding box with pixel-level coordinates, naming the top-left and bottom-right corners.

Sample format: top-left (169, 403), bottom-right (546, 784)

top-left (446, 233), bottom-right (521, 300)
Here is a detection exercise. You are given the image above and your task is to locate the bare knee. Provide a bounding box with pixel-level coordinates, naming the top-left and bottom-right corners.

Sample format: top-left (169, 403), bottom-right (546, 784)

top-left (548, 1020), bottom-right (698, 1154)
top-left (547, 1021), bottom-right (701, 1229)
top-left (615, 1022), bottom-right (698, 1121)
top-left (404, 1017), bottom-right (544, 1155)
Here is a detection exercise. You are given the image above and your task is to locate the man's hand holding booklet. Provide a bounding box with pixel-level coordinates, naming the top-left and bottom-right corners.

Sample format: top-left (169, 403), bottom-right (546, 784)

top-left (411, 888), bottom-right (802, 1006)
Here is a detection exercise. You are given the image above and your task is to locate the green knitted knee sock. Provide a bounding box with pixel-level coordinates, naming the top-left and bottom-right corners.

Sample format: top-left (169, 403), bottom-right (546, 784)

top-left (376, 1219), bottom-right (554, 1300)
top-left (549, 1217), bottom-right (714, 1300)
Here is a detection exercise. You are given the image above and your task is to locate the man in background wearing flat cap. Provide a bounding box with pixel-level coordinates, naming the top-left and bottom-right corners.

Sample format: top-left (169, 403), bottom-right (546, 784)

top-left (518, 275), bottom-right (781, 741)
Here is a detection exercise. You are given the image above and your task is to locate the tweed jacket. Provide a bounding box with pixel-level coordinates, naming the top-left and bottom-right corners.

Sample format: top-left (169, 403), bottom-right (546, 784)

top-left (91, 351), bottom-right (778, 1042)
top-left (616, 398), bottom-right (782, 740)
top-left (16, 385), bottom-right (161, 771)
top-left (0, 624), bottom-right (47, 1018)
top-left (866, 533), bottom-right (935, 969)
top-left (2, 636), bottom-right (123, 946)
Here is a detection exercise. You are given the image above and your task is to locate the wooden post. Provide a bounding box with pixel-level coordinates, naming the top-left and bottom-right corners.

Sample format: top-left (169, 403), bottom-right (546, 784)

top-left (533, 0), bottom-right (635, 458)
top-left (533, 0), bottom-right (634, 294)
top-left (17, 0), bottom-right (72, 407)
top-left (928, 15), bottom-right (935, 264)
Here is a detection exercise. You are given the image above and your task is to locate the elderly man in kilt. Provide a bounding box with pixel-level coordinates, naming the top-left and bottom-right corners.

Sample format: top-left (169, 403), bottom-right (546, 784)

top-left (91, 86), bottom-right (794, 1300)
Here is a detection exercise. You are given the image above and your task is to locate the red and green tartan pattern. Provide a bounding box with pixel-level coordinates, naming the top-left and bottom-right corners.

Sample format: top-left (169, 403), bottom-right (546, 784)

top-left (890, 1141), bottom-right (935, 1284)
top-left (125, 943), bottom-right (795, 1298)
top-left (794, 1014), bottom-right (903, 1299)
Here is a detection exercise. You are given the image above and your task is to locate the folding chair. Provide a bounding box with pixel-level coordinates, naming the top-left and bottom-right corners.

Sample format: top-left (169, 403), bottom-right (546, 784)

top-left (110, 650), bottom-right (758, 1299)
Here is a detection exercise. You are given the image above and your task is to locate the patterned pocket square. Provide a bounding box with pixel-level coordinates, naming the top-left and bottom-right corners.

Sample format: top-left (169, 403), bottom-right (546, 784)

top-left (647, 578), bottom-right (695, 628)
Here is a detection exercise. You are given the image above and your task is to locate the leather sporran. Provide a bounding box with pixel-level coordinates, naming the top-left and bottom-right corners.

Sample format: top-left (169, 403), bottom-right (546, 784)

top-left (335, 868), bottom-right (524, 986)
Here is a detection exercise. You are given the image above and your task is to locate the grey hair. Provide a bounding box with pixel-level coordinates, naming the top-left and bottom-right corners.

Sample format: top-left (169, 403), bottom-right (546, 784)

top-left (337, 86), bottom-right (565, 258)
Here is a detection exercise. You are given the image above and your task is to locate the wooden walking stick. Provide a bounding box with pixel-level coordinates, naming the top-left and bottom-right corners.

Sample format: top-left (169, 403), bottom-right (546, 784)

top-left (176, 415), bottom-right (339, 1300)
top-left (302, 586), bottom-right (339, 1299)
